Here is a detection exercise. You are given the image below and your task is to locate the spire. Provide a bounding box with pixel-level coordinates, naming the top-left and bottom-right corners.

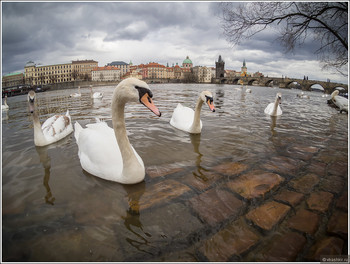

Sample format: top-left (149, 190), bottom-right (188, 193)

top-left (243, 59), bottom-right (246, 67)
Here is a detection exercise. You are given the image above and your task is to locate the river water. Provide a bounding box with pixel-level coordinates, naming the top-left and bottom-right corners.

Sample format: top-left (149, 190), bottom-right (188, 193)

top-left (2, 83), bottom-right (348, 261)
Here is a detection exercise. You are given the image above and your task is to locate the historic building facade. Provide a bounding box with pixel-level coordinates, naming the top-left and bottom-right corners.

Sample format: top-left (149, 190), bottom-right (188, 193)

top-left (24, 61), bottom-right (73, 86)
top-left (2, 72), bottom-right (24, 89)
top-left (107, 61), bottom-right (130, 76)
top-left (92, 66), bottom-right (121, 82)
top-left (192, 66), bottom-right (212, 83)
top-left (72, 59), bottom-right (98, 81)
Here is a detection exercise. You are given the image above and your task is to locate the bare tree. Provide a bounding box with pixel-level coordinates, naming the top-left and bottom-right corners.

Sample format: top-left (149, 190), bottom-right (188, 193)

top-left (220, 2), bottom-right (348, 76)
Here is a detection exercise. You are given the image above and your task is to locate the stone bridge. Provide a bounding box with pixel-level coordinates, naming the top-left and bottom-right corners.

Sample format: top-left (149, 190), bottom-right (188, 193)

top-left (217, 76), bottom-right (348, 94)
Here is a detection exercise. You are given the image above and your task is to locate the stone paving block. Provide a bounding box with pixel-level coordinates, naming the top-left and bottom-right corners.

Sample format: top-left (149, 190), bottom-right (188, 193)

top-left (245, 201), bottom-right (290, 231)
top-left (146, 165), bottom-right (183, 179)
top-left (307, 161), bottom-right (327, 177)
top-left (336, 192), bottom-right (348, 211)
top-left (132, 179), bottom-right (191, 211)
top-left (328, 161), bottom-right (348, 177)
top-left (327, 210), bottom-right (348, 239)
top-left (287, 209), bottom-right (320, 235)
top-left (287, 145), bottom-right (319, 161)
top-left (274, 189), bottom-right (304, 207)
top-left (261, 156), bottom-right (300, 176)
top-left (255, 232), bottom-right (306, 262)
top-left (211, 162), bottom-right (248, 176)
top-left (306, 191), bottom-right (333, 213)
top-left (199, 218), bottom-right (260, 261)
top-left (319, 175), bottom-right (344, 195)
top-left (188, 188), bottom-right (245, 226)
top-left (180, 170), bottom-right (223, 191)
top-left (306, 236), bottom-right (344, 261)
top-left (289, 173), bottom-right (319, 194)
top-left (226, 170), bottom-right (284, 199)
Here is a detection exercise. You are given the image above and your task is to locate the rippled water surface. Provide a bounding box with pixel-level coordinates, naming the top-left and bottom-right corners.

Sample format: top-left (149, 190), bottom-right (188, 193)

top-left (2, 83), bottom-right (348, 261)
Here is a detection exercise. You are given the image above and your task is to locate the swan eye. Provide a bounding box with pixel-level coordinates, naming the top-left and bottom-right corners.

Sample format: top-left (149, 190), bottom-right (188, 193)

top-left (135, 86), bottom-right (153, 100)
top-left (205, 95), bottom-right (213, 103)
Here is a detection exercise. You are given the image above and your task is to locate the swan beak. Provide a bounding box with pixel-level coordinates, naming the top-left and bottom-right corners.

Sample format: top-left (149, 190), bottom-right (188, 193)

top-left (207, 99), bottom-right (216, 112)
top-left (278, 97), bottom-right (282, 104)
top-left (140, 93), bottom-right (161, 117)
top-left (29, 102), bottom-right (35, 113)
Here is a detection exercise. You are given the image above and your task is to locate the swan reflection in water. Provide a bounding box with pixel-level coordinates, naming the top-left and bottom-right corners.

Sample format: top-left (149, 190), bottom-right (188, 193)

top-left (270, 116), bottom-right (278, 137)
top-left (189, 133), bottom-right (211, 181)
top-left (35, 146), bottom-right (55, 205)
top-left (122, 183), bottom-right (155, 255)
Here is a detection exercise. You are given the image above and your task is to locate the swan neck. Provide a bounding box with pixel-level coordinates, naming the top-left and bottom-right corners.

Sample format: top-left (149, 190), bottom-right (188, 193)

top-left (272, 97), bottom-right (279, 116)
top-left (190, 96), bottom-right (204, 133)
top-left (32, 110), bottom-right (47, 146)
top-left (111, 93), bottom-right (144, 180)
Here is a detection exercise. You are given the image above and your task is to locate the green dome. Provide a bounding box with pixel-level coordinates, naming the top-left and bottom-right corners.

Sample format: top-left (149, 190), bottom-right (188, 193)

top-left (183, 56), bottom-right (192, 64)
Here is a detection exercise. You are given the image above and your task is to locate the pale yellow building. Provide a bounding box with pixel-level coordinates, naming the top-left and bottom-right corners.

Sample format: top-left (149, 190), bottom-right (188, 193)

top-left (24, 61), bottom-right (73, 86)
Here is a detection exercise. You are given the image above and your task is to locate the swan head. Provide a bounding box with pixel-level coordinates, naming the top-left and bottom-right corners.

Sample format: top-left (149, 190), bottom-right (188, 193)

top-left (115, 78), bottom-right (161, 117)
top-left (276, 93), bottom-right (282, 104)
top-left (200, 91), bottom-right (215, 112)
top-left (27, 90), bottom-right (36, 113)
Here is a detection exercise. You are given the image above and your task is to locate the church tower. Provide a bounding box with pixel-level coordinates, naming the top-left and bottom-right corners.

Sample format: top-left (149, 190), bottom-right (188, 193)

top-left (216, 55), bottom-right (225, 78)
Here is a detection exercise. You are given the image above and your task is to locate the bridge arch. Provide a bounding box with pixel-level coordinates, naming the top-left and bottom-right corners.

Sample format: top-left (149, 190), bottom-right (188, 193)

top-left (247, 78), bottom-right (259, 85)
top-left (310, 84), bottom-right (325, 91)
top-left (264, 79), bottom-right (274, 87)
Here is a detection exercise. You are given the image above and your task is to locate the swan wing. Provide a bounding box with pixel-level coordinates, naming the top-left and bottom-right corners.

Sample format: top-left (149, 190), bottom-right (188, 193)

top-left (93, 92), bottom-right (103, 99)
top-left (42, 113), bottom-right (73, 141)
top-left (264, 103), bottom-right (274, 115)
top-left (276, 105), bottom-right (283, 115)
top-left (333, 95), bottom-right (348, 108)
top-left (75, 121), bottom-right (142, 182)
top-left (170, 103), bottom-right (198, 132)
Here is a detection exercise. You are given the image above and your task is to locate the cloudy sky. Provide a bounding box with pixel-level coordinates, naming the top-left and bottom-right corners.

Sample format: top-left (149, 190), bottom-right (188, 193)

top-left (1, 1), bottom-right (348, 84)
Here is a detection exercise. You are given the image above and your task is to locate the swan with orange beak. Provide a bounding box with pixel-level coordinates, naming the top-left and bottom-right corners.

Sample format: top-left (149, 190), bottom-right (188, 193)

top-left (170, 91), bottom-right (216, 134)
top-left (74, 78), bottom-right (161, 184)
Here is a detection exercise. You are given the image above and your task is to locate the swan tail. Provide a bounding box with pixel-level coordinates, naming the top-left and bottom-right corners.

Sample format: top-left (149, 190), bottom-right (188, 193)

top-left (74, 122), bottom-right (83, 141)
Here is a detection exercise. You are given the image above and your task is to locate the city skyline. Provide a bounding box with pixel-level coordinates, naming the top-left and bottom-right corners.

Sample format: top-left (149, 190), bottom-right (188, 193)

top-left (1, 1), bottom-right (348, 84)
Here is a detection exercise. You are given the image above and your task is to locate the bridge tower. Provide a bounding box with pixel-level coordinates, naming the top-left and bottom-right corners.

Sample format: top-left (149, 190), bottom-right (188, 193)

top-left (216, 55), bottom-right (225, 78)
top-left (241, 59), bottom-right (247, 76)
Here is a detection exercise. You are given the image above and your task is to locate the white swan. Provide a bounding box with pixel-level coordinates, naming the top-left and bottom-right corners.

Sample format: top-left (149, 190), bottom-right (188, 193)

top-left (264, 93), bottom-right (282, 116)
top-left (246, 88), bottom-right (252, 93)
top-left (70, 86), bottom-right (81, 98)
top-left (2, 95), bottom-right (9, 111)
top-left (28, 91), bottom-right (74, 146)
top-left (74, 78), bottom-right (161, 184)
top-left (330, 90), bottom-right (348, 113)
top-left (90, 85), bottom-right (103, 99)
top-left (170, 91), bottom-right (215, 134)
top-left (297, 92), bottom-right (310, 99)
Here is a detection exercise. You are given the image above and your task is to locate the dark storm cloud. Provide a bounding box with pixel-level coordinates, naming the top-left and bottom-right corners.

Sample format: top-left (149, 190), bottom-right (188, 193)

top-left (1, 1), bottom-right (347, 83)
